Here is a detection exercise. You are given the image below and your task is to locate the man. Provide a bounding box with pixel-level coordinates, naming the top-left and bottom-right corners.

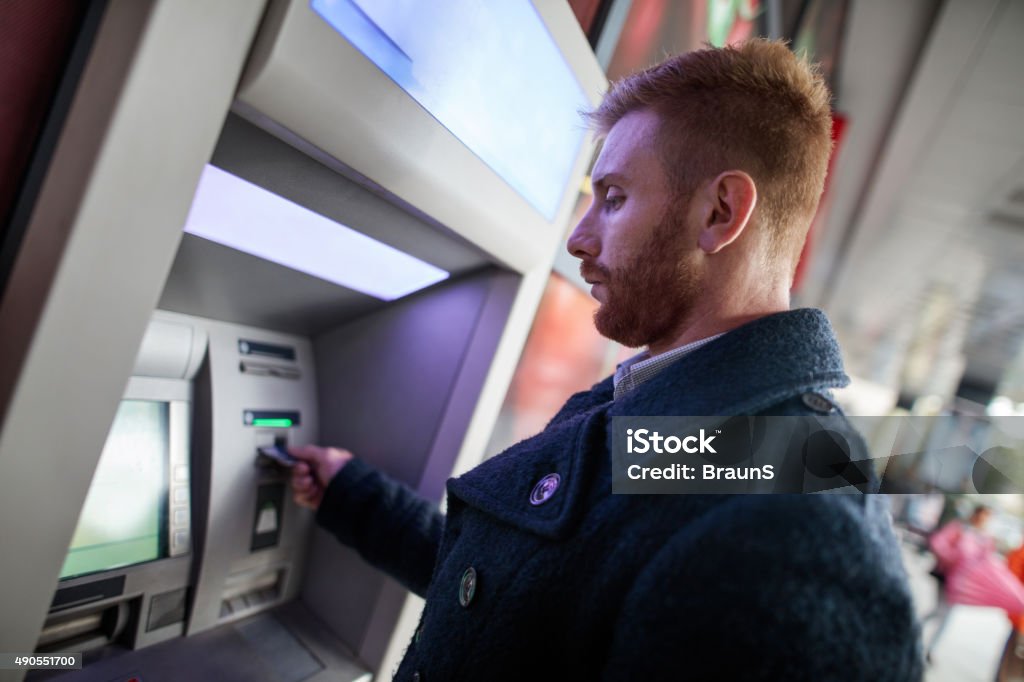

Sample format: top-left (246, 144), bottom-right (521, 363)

top-left (291, 39), bottom-right (922, 680)
top-left (923, 505), bottom-right (995, 662)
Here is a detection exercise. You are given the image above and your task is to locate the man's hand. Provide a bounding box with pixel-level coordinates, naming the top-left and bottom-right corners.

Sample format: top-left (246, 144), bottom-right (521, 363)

top-left (288, 444), bottom-right (353, 510)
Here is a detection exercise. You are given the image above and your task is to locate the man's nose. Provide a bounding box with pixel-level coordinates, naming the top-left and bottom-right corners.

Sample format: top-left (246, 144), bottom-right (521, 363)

top-left (566, 207), bottom-right (599, 259)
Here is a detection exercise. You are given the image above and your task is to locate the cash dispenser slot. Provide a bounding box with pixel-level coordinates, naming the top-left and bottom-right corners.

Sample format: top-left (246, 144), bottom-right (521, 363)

top-left (218, 567), bottom-right (285, 620)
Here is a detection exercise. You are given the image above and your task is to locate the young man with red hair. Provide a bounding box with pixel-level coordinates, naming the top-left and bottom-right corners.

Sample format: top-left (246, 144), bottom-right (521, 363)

top-left (292, 39), bottom-right (922, 680)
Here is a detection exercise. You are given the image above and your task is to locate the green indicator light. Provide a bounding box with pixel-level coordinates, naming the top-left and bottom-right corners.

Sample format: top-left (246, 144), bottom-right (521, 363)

top-left (252, 418), bottom-right (293, 428)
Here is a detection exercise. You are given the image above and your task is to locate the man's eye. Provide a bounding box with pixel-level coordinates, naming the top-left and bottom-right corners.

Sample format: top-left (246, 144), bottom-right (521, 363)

top-left (605, 195), bottom-right (625, 210)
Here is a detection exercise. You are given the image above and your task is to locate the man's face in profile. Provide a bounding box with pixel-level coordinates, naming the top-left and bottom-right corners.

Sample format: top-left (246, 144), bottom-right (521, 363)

top-left (567, 109), bottom-right (701, 349)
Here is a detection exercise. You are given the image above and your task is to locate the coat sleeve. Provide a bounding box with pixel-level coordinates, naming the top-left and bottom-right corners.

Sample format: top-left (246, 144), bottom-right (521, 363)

top-left (315, 458), bottom-right (444, 597)
top-left (600, 495), bottom-right (923, 681)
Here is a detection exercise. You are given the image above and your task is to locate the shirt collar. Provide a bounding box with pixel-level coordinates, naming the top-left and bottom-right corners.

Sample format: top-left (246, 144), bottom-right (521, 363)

top-left (613, 333), bottom-right (725, 400)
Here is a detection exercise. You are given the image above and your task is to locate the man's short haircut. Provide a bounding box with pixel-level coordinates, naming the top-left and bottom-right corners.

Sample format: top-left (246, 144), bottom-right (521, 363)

top-left (586, 39), bottom-right (833, 271)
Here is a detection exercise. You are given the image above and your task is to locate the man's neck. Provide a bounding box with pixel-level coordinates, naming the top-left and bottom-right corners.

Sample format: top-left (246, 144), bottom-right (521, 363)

top-left (647, 299), bottom-right (790, 358)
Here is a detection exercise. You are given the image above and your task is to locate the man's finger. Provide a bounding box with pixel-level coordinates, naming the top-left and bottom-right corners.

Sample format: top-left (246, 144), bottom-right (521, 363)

top-left (288, 444), bottom-right (324, 462)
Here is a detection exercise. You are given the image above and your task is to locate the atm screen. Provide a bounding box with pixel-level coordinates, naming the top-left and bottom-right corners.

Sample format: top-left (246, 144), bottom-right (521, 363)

top-left (310, 0), bottom-right (589, 221)
top-left (60, 400), bottom-right (168, 579)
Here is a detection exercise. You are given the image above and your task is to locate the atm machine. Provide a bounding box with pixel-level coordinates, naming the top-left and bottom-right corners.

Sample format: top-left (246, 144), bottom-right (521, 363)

top-left (0, 1), bottom-right (605, 681)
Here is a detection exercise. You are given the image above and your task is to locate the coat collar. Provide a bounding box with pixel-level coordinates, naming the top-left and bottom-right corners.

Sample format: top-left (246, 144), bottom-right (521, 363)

top-left (446, 308), bottom-right (850, 539)
top-left (609, 308), bottom-right (850, 418)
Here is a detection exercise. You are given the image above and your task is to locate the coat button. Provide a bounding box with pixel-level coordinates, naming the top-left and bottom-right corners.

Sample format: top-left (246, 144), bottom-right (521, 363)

top-left (530, 473), bottom-right (561, 505)
top-left (412, 672), bottom-right (422, 682)
top-left (459, 567), bottom-right (477, 607)
top-left (801, 392), bottom-right (836, 414)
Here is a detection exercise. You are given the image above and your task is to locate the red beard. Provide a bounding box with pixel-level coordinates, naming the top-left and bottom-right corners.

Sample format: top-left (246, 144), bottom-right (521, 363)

top-left (591, 209), bottom-right (699, 349)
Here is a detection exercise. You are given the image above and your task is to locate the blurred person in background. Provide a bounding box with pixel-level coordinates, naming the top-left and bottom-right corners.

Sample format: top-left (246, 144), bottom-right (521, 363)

top-left (923, 505), bottom-right (994, 662)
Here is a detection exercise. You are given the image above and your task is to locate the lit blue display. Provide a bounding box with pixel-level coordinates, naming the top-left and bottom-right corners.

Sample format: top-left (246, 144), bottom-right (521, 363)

top-left (311, 0), bottom-right (590, 221)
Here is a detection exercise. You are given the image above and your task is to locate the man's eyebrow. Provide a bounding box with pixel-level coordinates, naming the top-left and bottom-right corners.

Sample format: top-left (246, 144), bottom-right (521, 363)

top-left (592, 172), bottom-right (627, 190)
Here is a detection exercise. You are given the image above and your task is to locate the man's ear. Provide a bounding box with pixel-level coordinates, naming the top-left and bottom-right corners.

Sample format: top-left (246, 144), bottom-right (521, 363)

top-left (696, 171), bottom-right (757, 254)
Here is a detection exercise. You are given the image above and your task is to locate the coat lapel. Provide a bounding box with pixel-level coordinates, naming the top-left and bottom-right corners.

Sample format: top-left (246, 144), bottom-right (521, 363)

top-left (447, 402), bottom-right (609, 540)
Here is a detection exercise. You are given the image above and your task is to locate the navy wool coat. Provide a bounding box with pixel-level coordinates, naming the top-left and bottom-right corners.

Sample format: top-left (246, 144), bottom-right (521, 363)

top-left (316, 309), bottom-right (923, 681)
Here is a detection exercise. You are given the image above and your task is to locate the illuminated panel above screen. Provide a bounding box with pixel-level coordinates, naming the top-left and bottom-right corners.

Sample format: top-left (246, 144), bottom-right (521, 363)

top-left (310, 0), bottom-right (590, 221)
top-left (61, 401), bottom-right (167, 580)
top-left (183, 165), bottom-right (449, 301)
